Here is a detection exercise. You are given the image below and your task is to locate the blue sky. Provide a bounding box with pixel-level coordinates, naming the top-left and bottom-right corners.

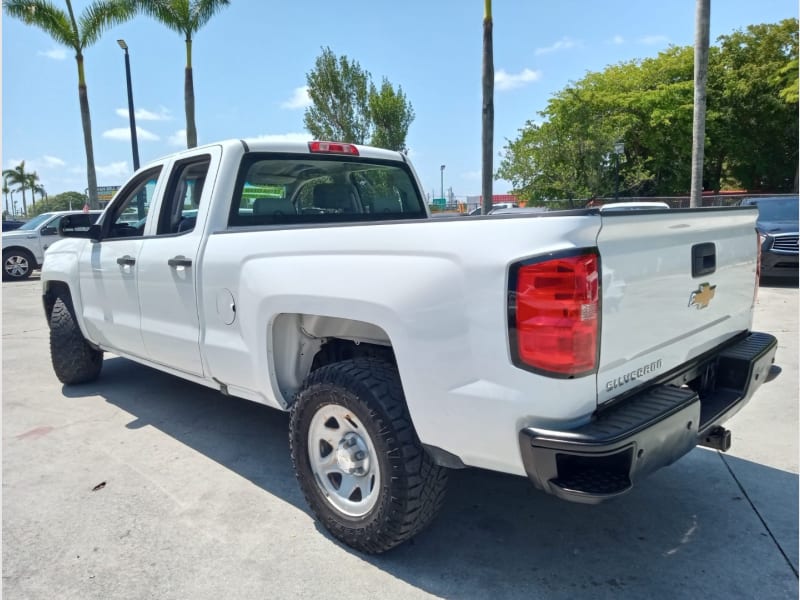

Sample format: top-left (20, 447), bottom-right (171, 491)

top-left (2, 0), bottom-right (797, 205)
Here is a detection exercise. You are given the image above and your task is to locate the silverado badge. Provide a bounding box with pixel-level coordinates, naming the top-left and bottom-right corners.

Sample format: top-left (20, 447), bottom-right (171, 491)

top-left (689, 282), bottom-right (716, 309)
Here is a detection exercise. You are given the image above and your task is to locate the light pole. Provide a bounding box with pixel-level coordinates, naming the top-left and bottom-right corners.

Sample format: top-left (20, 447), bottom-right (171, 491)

top-left (440, 164), bottom-right (446, 200)
top-left (117, 39), bottom-right (140, 171)
top-left (613, 141), bottom-right (625, 201)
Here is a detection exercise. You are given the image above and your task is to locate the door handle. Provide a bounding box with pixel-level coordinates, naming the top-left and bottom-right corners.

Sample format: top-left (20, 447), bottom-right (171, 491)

top-left (168, 255), bottom-right (192, 268)
top-left (116, 255), bottom-right (136, 266)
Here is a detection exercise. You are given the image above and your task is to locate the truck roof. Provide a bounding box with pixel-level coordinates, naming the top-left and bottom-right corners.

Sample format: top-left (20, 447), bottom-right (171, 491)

top-left (145, 139), bottom-right (407, 167)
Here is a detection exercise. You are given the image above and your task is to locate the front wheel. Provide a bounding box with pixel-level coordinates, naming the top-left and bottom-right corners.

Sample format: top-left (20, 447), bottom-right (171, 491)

top-left (49, 296), bottom-right (103, 384)
top-left (289, 358), bottom-right (448, 554)
top-left (3, 248), bottom-right (35, 281)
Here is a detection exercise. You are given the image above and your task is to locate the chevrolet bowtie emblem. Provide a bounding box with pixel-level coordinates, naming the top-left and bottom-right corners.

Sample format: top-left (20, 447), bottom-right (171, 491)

top-left (689, 282), bottom-right (716, 309)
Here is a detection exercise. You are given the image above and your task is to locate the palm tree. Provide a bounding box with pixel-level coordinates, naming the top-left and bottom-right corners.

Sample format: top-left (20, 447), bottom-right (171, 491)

top-left (25, 171), bottom-right (41, 211)
top-left (4, 0), bottom-right (136, 209)
top-left (481, 0), bottom-right (494, 215)
top-left (2, 179), bottom-right (10, 216)
top-left (690, 0), bottom-right (711, 208)
top-left (3, 161), bottom-right (30, 216)
top-left (136, 0), bottom-right (230, 148)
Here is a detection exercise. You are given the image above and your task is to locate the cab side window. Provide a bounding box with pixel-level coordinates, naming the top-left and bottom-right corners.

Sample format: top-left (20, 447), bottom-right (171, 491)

top-left (104, 169), bottom-right (162, 239)
top-left (157, 156), bottom-right (211, 235)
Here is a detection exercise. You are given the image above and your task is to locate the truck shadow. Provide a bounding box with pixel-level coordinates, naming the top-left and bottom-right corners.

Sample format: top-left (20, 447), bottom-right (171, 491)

top-left (63, 356), bottom-right (799, 599)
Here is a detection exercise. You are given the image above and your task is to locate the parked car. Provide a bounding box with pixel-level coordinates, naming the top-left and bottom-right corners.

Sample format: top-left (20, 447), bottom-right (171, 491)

top-left (739, 196), bottom-right (798, 280)
top-left (2, 210), bottom-right (102, 281)
top-left (2, 219), bottom-right (27, 231)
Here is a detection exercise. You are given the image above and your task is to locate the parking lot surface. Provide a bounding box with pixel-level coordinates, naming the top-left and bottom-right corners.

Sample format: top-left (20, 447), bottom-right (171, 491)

top-left (2, 277), bottom-right (798, 599)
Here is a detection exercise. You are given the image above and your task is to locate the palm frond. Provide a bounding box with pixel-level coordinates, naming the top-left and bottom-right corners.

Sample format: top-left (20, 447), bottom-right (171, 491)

top-left (80, 0), bottom-right (137, 48)
top-left (4, 0), bottom-right (76, 49)
top-left (190, 0), bottom-right (229, 32)
top-left (134, 0), bottom-right (188, 35)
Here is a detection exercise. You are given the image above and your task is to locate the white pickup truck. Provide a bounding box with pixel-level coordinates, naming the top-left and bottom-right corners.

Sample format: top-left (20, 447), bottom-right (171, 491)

top-left (2, 210), bottom-right (101, 281)
top-left (42, 139), bottom-right (778, 553)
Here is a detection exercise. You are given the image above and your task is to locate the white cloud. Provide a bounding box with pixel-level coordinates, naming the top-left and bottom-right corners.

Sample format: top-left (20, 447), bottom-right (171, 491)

top-left (3, 157), bottom-right (63, 172)
top-left (640, 35), bottom-right (669, 45)
top-left (96, 161), bottom-right (130, 179)
top-left (42, 155), bottom-right (66, 168)
top-left (115, 106), bottom-right (172, 121)
top-left (535, 37), bottom-right (580, 55)
top-left (102, 126), bottom-right (160, 141)
top-left (249, 132), bottom-right (313, 143)
top-left (168, 129), bottom-right (187, 146)
top-left (495, 68), bottom-right (542, 91)
top-left (38, 47), bottom-right (67, 60)
top-left (611, 35), bottom-right (625, 45)
top-left (281, 86), bottom-right (312, 110)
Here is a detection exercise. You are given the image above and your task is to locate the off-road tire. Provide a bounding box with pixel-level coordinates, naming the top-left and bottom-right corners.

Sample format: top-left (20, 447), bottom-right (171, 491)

top-left (3, 248), bottom-right (36, 281)
top-left (289, 358), bottom-right (448, 554)
top-left (49, 296), bottom-right (103, 384)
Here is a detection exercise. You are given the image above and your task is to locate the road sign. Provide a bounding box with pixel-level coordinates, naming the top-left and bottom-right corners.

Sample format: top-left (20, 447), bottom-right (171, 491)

top-left (97, 186), bottom-right (120, 202)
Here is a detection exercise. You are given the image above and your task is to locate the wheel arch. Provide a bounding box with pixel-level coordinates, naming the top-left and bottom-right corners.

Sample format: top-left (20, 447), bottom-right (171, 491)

top-left (42, 279), bottom-right (98, 349)
top-left (269, 313), bottom-right (395, 407)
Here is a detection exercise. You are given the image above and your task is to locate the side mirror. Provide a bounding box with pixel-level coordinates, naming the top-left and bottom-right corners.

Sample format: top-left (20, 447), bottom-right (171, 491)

top-left (59, 214), bottom-right (102, 241)
top-left (40, 226), bottom-right (58, 236)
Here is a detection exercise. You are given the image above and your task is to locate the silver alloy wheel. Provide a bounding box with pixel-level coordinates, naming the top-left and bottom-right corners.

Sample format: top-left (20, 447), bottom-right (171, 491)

top-left (4, 254), bottom-right (29, 278)
top-left (307, 403), bottom-right (381, 517)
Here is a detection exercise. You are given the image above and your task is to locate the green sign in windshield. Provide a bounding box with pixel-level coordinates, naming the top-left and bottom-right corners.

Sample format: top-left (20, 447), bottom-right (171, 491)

top-left (242, 185), bottom-right (285, 199)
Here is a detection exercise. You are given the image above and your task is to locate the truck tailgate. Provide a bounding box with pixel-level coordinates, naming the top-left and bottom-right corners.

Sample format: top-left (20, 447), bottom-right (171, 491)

top-left (596, 207), bottom-right (759, 405)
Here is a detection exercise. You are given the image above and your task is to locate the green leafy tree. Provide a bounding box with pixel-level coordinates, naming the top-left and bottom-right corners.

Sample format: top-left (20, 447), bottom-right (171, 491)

top-left (712, 19), bottom-right (798, 192)
top-left (136, 0), bottom-right (230, 148)
top-left (4, 0), bottom-right (136, 209)
top-left (29, 191), bottom-right (88, 216)
top-left (304, 47), bottom-right (416, 152)
top-left (368, 78), bottom-right (415, 152)
top-left (499, 19), bottom-right (798, 202)
top-left (3, 161), bottom-right (31, 216)
top-left (304, 47), bottom-right (372, 144)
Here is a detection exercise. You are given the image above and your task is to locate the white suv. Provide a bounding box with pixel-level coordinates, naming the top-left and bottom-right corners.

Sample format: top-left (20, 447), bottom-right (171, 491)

top-left (2, 210), bottom-right (102, 281)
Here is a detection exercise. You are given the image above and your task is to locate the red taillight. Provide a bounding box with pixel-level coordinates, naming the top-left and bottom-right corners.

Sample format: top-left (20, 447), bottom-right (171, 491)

top-left (510, 251), bottom-right (600, 377)
top-left (308, 141), bottom-right (359, 156)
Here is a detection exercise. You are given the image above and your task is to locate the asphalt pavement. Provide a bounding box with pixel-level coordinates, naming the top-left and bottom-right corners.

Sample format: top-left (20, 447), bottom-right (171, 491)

top-left (2, 276), bottom-right (798, 599)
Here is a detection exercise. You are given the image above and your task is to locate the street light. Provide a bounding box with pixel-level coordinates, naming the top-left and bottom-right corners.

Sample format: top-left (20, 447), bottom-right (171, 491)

top-left (613, 141), bottom-right (625, 201)
top-left (440, 164), bottom-right (446, 201)
top-left (117, 39), bottom-right (140, 171)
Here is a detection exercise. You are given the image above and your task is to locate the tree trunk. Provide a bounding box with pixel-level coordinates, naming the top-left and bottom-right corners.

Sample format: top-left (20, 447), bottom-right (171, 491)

top-left (76, 54), bottom-right (99, 208)
top-left (21, 188), bottom-right (28, 216)
top-left (185, 38), bottom-right (197, 148)
top-left (481, 0), bottom-right (494, 215)
top-left (690, 0), bottom-right (710, 208)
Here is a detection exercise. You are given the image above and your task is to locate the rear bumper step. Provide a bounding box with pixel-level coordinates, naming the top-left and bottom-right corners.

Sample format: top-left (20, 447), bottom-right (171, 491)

top-left (519, 331), bottom-right (777, 504)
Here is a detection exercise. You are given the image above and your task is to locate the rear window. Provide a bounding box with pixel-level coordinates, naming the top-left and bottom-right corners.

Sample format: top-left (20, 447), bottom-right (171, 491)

top-left (228, 154), bottom-right (426, 227)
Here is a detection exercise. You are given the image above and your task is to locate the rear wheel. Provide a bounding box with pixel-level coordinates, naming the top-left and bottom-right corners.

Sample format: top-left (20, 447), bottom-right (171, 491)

top-left (49, 296), bottom-right (103, 384)
top-left (3, 248), bottom-right (35, 281)
top-left (289, 358), bottom-right (448, 554)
